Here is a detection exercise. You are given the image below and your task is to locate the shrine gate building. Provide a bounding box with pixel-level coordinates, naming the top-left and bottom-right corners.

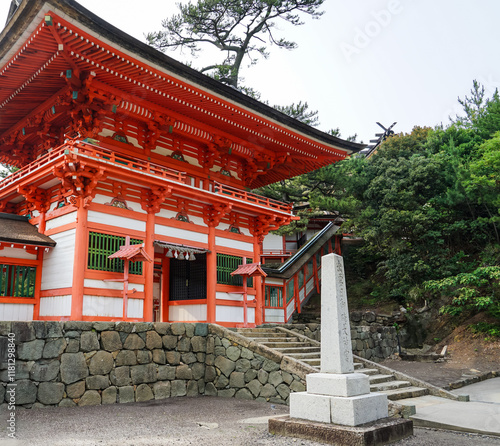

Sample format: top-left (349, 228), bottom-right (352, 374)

top-left (0, 0), bottom-right (362, 326)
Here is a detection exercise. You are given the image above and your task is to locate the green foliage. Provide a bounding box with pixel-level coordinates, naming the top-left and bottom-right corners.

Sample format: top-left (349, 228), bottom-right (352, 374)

top-left (272, 101), bottom-right (320, 127)
top-left (468, 322), bottom-right (500, 338)
top-left (146, 0), bottom-right (325, 88)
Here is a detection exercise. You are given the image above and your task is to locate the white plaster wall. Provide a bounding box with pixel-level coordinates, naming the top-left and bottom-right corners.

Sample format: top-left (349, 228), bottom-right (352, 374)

top-left (39, 295), bottom-right (72, 317)
top-left (45, 211), bottom-right (77, 232)
top-left (0, 303), bottom-right (33, 321)
top-left (41, 229), bottom-right (76, 290)
top-left (127, 298), bottom-right (144, 319)
top-left (84, 279), bottom-right (144, 292)
top-left (83, 295), bottom-right (122, 317)
top-left (88, 211), bottom-right (146, 232)
top-left (216, 305), bottom-right (255, 324)
top-left (168, 304), bottom-right (207, 322)
top-left (155, 224), bottom-right (208, 244)
top-left (306, 277), bottom-right (315, 295)
top-left (215, 237), bottom-right (253, 252)
top-left (263, 233), bottom-right (284, 251)
top-left (0, 247), bottom-right (38, 261)
top-left (286, 300), bottom-right (295, 321)
top-left (265, 308), bottom-right (285, 323)
top-left (216, 291), bottom-right (256, 302)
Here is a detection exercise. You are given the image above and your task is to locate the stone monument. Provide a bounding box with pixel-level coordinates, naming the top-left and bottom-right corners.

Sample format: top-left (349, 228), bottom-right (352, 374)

top-left (269, 253), bottom-right (413, 444)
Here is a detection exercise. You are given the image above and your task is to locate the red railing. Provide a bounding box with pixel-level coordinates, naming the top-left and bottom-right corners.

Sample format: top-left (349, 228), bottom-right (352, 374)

top-left (213, 182), bottom-right (292, 213)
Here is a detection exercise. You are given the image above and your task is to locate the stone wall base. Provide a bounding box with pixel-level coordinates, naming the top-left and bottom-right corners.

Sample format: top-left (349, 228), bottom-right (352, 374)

top-left (269, 415), bottom-right (413, 446)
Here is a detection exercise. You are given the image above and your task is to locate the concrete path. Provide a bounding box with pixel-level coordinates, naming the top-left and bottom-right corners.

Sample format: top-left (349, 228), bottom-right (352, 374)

top-left (405, 377), bottom-right (500, 437)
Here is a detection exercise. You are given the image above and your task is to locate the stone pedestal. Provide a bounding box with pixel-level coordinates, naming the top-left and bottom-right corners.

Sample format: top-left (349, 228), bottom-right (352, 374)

top-left (270, 254), bottom-right (412, 444)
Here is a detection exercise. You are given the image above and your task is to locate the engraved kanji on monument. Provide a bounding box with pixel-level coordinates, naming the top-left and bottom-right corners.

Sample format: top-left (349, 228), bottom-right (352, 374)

top-left (290, 254), bottom-right (388, 426)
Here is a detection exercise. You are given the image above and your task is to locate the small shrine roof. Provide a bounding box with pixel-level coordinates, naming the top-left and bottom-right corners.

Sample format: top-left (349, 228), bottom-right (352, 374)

top-left (0, 212), bottom-right (56, 247)
top-left (108, 244), bottom-right (152, 263)
top-left (231, 263), bottom-right (267, 278)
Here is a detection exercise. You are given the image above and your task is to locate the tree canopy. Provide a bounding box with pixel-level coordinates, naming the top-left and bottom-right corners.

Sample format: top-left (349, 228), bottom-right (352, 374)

top-left (146, 0), bottom-right (325, 88)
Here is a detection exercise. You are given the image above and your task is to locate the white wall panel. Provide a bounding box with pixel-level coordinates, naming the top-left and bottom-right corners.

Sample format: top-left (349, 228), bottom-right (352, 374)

top-left (168, 304), bottom-right (206, 322)
top-left (157, 209), bottom-right (177, 219)
top-left (155, 224), bottom-right (208, 244)
top-left (0, 303), bottom-right (34, 321)
top-left (265, 308), bottom-right (284, 323)
top-left (299, 288), bottom-right (306, 302)
top-left (0, 247), bottom-right (37, 260)
top-left (41, 229), bottom-right (76, 290)
top-left (215, 237), bottom-right (253, 252)
top-left (45, 211), bottom-right (77, 231)
top-left (216, 305), bottom-right (243, 323)
top-left (127, 298), bottom-right (144, 319)
top-left (84, 279), bottom-right (144, 292)
top-left (83, 295), bottom-right (122, 317)
top-left (306, 277), bottom-right (315, 295)
top-left (39, 295), bottom-right (72, 317)
top-left (88, 211), bottom-right (146, 232)
top-left (263, 233), bottom-right (283, 250)
top-left (286, 300), bottom-right (295, 321)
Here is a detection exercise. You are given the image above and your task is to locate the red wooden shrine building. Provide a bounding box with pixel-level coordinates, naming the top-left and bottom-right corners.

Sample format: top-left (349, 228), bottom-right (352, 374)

top-left (0, 0), bottom-right (362, 326)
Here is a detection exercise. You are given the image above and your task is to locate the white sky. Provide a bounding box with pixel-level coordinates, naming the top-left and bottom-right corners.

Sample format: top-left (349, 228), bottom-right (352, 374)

top-left (1, 0), bottom-right (500, 144)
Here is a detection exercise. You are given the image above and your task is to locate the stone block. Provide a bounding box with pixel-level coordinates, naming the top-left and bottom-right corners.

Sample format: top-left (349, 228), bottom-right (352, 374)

top-left (17, 339), bottom-right (44, 361)
top-left (177, 337), bottom-right (191, 352)
top-left (79, 390), bottom-right (101, 406)
top-left (61, 353), bottom-right (89, 384)
top-left (137, 350), bottom-right (152, 364)
top-left (65, 339), bottom-right (80, 353)
top-left (306, 373), bottom-right (370, 397)
top-left (131, 363), bottom-right (157, 384)
top-left (269, 371), bottom-right (284, 387)
top-left (176, 364), bottom-right (193, 380)
top-left (146, 331), bottom-right (163, 349)
top-left (290, 392), bottom-right (332, 424)
top-left (102, 386), bottom-right (117, 404)
top-left (240, 347), bottom-right (254, 360)
top-left (118, 386), bottom-right (135, 403)
top-left (42, 338), bottom-right (67, 359)
top-left (235, 388), bottom-right (253, 400)
top-left (80, 331), bottom-right (99, 352)
top-left (204, 382), bottom-right (217, 396)
top-left (115, 322), bottom-right (133, 333)
top-left (194, 323), bottom-right (208, 337)
top-left (191, 362), bottom-right (205, 380)
top-left (30, 359), bottom-right (60, 382)
top-left (214, 356), bottom-right (235, 377)
top-left (204, 365), bottom-right (216, 382)
top-left (101, 331), bottom-right (122, 351)
top-left (86, 375), bottom-right (109, 390)
top-left (181, 352), bottom-right (197, 364)
top-left (214, 346), bottom-right (226, 356)
top-left (15, 361), bottom-right (33, 379)
top-left (226, 346), bottom-right (240, 361)
top-left (262, 358), bottom-right (280, 372)
top-left (162, 335), bottom-right (177, 350)
top-left (185, 324), bottom-right (195, 338)
top-left (191, 336), bottom-right (206, 352)
top-left (59, 398), bottom-right (76, 407)
top-left (136, 383), bottom-right (154, 402)
top-left (171, 323), bottom-right (185, 335)
top-left (171, 380), bottom-right (187, 397)
top-left (235, 358), bottom-right (251, 373)
top-left (65, 321), bottom-right (93, 331)
top-left (93, 322), bottom-right (115, 332)
top-left (276, 383), bottom-right (290, 400)
top-left (123, 333), bottom-right (145, 350)
top-left (11, 322), bottom-right (35, 343)
top-left (166, 351), bottom-right (181, 365)
top-left (246, 379), bottom-right (262, 397)
top-left (258, 369), bottom-right (268, 384)
top-left (110, 366), bottom-right (131, 387)
top-left (66, 381), bottom-right (85, 399)
top-left (260, 383), bottom-right (277, 399)
top-left (153, 381), bottom-right (171, 399)
top-left (217, 388), bottom-right (235, 398)
top-left (229, 371), bottom-right (245, 388)
top-left (215, 375), bottom-right (229, 389)
top-left (37, 382), bottom-right (64, 405)
top-left (187, 379), bottom-right (198, 396)
top-left (158, 365), bottom-right (176, 381)
top-left (15, 380), bottom-right (37, 405)
top-left (152, 349), bottom-right (166, 364)
top-left (244, 369), bottom-right (257, 383)
top-left (89, 351), bottom-right (114, 375)
top-left (115, 350), bottom-right (137, 366)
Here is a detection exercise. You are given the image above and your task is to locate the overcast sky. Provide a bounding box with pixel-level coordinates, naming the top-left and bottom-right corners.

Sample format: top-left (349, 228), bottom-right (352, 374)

top-left (1, 0), bottom-right (499, 144)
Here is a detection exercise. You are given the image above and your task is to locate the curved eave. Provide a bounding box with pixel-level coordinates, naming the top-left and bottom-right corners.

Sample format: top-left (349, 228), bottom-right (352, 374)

top-left (0, 0), bottom-right (364, 157)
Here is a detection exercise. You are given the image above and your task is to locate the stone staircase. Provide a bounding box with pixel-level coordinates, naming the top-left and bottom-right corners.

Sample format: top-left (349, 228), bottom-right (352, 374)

top-left (236, 327), bottom-right (429, 402)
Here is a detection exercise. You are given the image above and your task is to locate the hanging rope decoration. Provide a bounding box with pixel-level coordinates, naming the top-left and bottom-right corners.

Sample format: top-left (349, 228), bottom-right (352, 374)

top-left (156, 241), bottom-right (208, 261)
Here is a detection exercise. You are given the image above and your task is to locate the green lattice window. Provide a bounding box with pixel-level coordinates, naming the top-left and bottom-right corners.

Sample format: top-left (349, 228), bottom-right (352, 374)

top-left (265, 286), bottom-right (283, 307)
top-left (0, 264), bottom-right (36, 298)
top-left (216, 254), bottom-right (253, 287)
top-left (88, 232), bottom-right (143, 275)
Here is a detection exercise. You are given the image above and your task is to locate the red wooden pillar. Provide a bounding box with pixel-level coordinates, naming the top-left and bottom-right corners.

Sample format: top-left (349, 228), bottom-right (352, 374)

top-left (143, 212), bottom-right (155, 321)
top-left (254, 236), bottom-right (263, 326)
top-left (71, 204), bottom-right (88, 320)
top-left (33, 249), bottom-right (44, 320)
top-left (161, 256), bottom-right (170, 322)
top-left (206, 224), bottom-right (216, 323)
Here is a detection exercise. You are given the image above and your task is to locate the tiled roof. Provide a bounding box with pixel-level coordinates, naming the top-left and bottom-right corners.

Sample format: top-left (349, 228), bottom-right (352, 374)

top-left (108, 244), bottom-right (152, 263)
top-left (230, 263), bottom-right (267, 278)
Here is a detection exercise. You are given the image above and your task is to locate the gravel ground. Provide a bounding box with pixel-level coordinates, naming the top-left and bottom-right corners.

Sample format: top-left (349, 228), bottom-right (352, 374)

top-left (1, 396), bottom-right (499, 445)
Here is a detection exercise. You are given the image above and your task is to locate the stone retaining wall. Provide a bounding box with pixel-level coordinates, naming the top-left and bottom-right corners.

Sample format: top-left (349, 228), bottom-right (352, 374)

top-left (278, 323), bottom-right (398, 361)
top-left (0, 321), bottom-right (313, 409)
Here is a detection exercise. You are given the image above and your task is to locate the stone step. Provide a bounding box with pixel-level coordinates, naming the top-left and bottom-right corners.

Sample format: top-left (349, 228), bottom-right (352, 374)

top-left (357, 368), bottom-right (380, 376)
top-left (368, 374), bottom-right (394, 384)
top-left (381, 386), bottom-right (429, 401)
top-left (237, 331), bottom-right (290, 338)
top-left (281, 352), bottom-right (321, 360)
top-left (257, 341), bottom-right (311, 349)
top-left (354, 363), bottom-right (364, 370)
top-left (298, 358), bottom-right (321, 366)
top-left (273, 347), bottom-right (320, 354)
top-left (370, 380), bottom-right (412, 392)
